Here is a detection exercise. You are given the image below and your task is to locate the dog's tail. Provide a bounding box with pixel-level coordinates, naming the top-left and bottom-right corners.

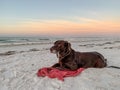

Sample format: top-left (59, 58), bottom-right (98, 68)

top-left (95, 52), bottom-right (120, 69)
top-left (107, 66), bottom-right (120, 69)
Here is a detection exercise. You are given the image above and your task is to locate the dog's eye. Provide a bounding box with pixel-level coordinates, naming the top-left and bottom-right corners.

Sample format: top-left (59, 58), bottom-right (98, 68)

top-left (64, 42), bottom-right (69, 47)
top-left (54, 44), bottom-right (60, 47)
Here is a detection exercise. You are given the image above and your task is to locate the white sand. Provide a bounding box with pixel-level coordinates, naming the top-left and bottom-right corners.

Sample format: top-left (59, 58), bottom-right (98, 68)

top-left (0, 37), bottom-right (120, 90)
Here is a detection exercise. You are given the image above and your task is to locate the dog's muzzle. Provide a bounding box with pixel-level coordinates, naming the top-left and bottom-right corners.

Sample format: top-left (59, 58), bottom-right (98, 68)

top-left (51, 50), bottom-right (57, 54)
top-left (50, 47), bottom-right (57, 54)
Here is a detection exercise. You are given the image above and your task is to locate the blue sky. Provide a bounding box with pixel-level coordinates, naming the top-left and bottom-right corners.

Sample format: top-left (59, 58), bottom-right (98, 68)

top-left (1, 0), bottom-right (120, 20)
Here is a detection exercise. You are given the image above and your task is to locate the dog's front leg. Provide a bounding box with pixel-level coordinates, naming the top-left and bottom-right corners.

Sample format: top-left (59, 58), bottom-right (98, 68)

top-left (65, 62), bottom-right (78, 70)
top-left (52, 63), bottom-right (60, 68)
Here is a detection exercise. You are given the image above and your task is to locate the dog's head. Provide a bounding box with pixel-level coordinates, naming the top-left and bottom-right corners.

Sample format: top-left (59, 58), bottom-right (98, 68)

top-left (50, 40), bottom-right (71, 57)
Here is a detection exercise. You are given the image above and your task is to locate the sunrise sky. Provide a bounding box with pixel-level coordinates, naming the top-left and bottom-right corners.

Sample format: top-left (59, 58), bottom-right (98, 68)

top-left (0, 0), bottom-right (120, 37)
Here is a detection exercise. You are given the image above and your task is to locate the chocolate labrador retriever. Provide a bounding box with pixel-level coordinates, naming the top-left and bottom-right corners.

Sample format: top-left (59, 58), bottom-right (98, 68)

top-left (50, 40), bottom-right (107, 70)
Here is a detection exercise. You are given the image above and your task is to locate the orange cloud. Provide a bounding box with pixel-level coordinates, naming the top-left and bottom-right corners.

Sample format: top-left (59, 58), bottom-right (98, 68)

top-left (0, 18), bottom-right (120, 36)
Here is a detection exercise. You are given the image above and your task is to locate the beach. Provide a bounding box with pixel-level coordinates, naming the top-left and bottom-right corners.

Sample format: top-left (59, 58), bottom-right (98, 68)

top-left (0, 37), bottom-right (120, 90)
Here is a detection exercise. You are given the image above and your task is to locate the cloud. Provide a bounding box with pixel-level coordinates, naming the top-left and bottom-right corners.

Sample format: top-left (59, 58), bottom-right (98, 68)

top-left (0, 17), bottom-right (120, 36)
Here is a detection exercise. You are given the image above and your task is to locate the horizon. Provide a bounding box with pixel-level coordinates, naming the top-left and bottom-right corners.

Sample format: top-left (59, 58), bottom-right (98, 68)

top-left (0, 0), bottom-right (120, 37)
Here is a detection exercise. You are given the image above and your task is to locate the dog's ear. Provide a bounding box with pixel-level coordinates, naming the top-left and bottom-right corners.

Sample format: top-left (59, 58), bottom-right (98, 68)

top-left (64, 41), bottom-right (71, 48)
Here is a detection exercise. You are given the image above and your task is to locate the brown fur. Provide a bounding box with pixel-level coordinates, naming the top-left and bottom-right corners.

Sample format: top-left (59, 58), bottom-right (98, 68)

top-left (50, 40), bottom-right (107, 70)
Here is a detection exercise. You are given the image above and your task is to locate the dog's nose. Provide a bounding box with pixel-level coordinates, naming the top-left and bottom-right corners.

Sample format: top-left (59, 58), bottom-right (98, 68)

top-left (50, 47), bottom-right (57, 53)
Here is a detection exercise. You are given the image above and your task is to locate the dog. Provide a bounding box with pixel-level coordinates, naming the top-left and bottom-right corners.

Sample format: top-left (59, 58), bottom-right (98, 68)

top-left (50, 40), bottom-right (107, 70)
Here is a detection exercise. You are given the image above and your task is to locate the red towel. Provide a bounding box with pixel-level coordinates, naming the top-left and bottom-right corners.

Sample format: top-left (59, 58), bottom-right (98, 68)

top-left (37, 67), bottom-right (85, 81)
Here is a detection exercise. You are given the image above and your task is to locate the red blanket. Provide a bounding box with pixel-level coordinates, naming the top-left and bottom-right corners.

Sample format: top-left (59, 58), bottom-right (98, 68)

top-left (37, 67), bottom-right (84, 81)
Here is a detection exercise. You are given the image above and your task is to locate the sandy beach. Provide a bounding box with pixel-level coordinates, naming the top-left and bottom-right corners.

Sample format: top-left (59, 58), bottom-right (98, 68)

top-left (0, 37), bottom-right (120, 90)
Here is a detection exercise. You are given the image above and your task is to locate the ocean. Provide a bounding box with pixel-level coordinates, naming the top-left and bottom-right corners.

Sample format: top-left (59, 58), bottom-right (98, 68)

top-left (0, 36), bottom-right (120, 55)
top-left (0, 37), bottom-right (51, 43)
top-left (0, 37), bottom-right (55, 53)
top-left (0, 37), bottom-right (53, 46)
top-left (0, 36), bottom-right (120, 47)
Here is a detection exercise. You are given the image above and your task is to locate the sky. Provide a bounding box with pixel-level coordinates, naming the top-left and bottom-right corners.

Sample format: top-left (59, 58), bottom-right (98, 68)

top-left (0, 0), bottom-right (120, 37)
